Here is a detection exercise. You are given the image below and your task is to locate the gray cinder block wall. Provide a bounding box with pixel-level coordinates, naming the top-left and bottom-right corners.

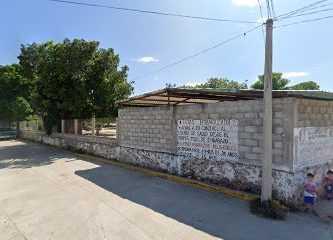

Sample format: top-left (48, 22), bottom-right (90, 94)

top-left (296, 98), bottom-right (333, 127)
top-left (118, 97), bottom-right (333, 204)
top-left (117, 98), bottom-right (304, 203)
top-left (118, 98), bottom-right (295, 169)
top-left (20, 97), bottom-right (333, 205)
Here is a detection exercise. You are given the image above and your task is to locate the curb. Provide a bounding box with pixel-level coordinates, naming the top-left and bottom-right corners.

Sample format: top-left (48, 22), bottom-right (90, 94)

top-left (75, 153), bottom-right (258, 202)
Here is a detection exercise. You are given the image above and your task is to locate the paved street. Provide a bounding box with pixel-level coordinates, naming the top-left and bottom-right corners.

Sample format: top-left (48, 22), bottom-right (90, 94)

top-left (0, 140), bottom-right (332, 240)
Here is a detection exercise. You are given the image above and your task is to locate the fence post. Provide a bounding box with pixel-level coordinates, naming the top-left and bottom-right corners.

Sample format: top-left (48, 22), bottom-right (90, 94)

top-left (92, 117), bottom-right (96, 136)
top-left (116, 117), bottom-right (119, 141)
top-left (74, 119), bottom-right (78, 135)
top-left (61, 119), bottom-right (65, 133)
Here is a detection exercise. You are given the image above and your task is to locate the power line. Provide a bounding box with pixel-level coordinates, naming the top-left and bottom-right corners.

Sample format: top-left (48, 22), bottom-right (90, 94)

top-left (49, 0), bottom-right (258, 24)
top-left (275, 14), bottom-right (333, 28)
top-left (270, 0), bottom-right (277, 19)
top-left (257, 0), bottom-right (266, 42)
top-left (275, 0), bottom-right (331, 20)
top-left (131, 25), bottom-right (262, 81)
top-left (266, 0), bottom-right (272, 18)
top-left (298, 1), bottom-right (333, 12)
top-left (258, 0), bottom-right (265, 21)
top-left (277, 7), bottom-right (333, 21)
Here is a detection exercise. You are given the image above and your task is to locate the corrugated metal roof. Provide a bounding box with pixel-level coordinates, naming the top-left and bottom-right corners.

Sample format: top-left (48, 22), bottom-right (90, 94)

top-left (117, 88), bottom-right (333, 107)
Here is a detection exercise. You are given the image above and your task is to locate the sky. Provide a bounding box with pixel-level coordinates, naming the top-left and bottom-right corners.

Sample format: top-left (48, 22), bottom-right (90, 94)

top-left (1, 0), bottom-right (333, 95)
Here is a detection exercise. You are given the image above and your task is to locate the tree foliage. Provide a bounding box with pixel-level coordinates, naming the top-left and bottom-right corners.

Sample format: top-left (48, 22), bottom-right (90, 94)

top-left (251, 73), bottom-right (290, 90)
top-left (251, 73), bottom-right (320, 90)
top-left (0, 64), bottom-right (33, 121)
top-left (288, 81), bottom-right (320, 90)
top-left (187, 77), bottom-right (247, 89)
top-left (18, 39), bottom-right (133, 132)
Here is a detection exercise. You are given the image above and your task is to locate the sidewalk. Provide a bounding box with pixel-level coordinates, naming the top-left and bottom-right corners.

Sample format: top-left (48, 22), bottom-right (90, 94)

top-left (317, 197), bottom-right (333, 220)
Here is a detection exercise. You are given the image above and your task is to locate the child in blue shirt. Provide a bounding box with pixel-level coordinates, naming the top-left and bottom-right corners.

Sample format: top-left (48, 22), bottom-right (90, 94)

top-left (303, 172), bottom-right (320, 214)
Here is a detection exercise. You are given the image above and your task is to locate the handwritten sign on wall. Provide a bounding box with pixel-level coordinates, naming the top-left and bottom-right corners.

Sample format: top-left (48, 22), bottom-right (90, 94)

top-left (294, 127), bottom-right (333, 169)
top-left (177, 119), bottom-right (239, 161)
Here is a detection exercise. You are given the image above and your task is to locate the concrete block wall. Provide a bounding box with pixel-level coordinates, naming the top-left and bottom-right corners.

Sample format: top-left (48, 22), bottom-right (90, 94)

top-left (118, 107), bottom-right (175, 153)
top-left (19, 131), bottom-right (119, 160)
top-left (17, 97), bottom-right (333, 205)
top-left (296, 98), bottom-right (333, 127)
top-left (118, 97), bottom-right (296, 171)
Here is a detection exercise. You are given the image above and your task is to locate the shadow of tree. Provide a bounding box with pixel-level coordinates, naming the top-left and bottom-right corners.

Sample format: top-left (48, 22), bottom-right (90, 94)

top-left (0, 140), bottom-right (76, 169)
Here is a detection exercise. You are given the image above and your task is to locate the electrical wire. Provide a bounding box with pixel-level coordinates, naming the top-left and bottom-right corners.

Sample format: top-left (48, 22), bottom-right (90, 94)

top-left (275, 14), bottom-right (333, 28)
top-left (131, 25), bottom-right (262, 81)
top-left (49, 0), bottom-right (258, 24)
top-left (266, 0), bottom-right (272, 18)
top-left (276, 0), bottom-right (331, 20)
top-left (277, 7), bottom-right (333, 21)
top-left (258, 0), bottom-right (265, 22)
top-left (257, 0), bottom-right (266, 43)
top-left (270, 0), bottom-right (277, 19)
top-left (298, 1), bottom-right (333, 12)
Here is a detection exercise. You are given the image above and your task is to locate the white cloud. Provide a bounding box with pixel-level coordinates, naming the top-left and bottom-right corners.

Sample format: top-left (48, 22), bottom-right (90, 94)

top-left (231, 0), bottom-right (259, 8)
top-left (282, 72), bottom-right (309, 79)
top-left (185, 81), bottom-right (202, 87)
top-left (256, 17), bottom-right (267, 23)
top-left (134, 56), bottom-right (159, 64)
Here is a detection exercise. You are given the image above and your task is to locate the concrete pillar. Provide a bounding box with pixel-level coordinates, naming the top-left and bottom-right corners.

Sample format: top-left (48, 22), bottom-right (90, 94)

top-left (261, 19), bottom-right (273, 203)
top-left (61, 120), bottom-right (65, 133)
top-left (171, 106), bottom-right (177, 154)
top-left (74, 119), bottom-right (78, 135)
top-left (92, 117), bottom-right (96, 136)
top-left (116, 117), bottom-right (119, 140)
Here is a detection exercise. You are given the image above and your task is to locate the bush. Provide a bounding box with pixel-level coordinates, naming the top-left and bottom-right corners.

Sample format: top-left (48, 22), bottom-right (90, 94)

top-left (249, 198), bottom-right (288, 220)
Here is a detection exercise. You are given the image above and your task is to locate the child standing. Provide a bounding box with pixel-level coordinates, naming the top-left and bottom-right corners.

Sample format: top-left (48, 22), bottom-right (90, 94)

top-left (303, 172), bottom-right (320, 214)
top-left (322, 170), bottom-right (333, 200)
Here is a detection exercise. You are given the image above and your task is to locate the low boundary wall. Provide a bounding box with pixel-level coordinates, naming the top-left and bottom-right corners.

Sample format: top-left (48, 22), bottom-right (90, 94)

top-left (19, 130), bottom-right (331, 206)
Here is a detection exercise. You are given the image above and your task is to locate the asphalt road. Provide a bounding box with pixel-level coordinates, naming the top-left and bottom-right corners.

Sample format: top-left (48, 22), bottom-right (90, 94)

top-left (0, 140), bottom-right (332, 240)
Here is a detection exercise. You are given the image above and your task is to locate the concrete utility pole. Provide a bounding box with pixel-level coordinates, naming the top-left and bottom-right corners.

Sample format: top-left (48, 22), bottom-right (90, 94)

top-left (261, 19), bottom-right (273, 204)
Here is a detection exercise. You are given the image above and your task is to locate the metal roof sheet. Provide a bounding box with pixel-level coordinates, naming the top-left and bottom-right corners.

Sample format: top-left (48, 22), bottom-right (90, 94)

top-left (117, 88), bottom-right (333, 107)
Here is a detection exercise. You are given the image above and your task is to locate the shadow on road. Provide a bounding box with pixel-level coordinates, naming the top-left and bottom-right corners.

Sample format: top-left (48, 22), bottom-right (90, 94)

top-left (75, 164), bottom-right (236, 239)
top-left (75, 161), bottom-right (332, 240)
top-left (0, 140), bottom-right (75, 169)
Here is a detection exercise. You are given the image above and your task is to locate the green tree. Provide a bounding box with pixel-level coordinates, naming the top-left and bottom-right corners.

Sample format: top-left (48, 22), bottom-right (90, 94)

top-left (187, 77), bottom-right (247, 89)
top-left (251, 73), bottom-right (320, 90)
top-left (251, 73), bottom-right (290, 90)
top-left (288, 81), bottom-right (320, 90)
top-left (19, 39), bottom-right (133, 133)
top-left (166, 83), bottom-right (177, 88)
top-left (0, 65), bottom-right (33, 122)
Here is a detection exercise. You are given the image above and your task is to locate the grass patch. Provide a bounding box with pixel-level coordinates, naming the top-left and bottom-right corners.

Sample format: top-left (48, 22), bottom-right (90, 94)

top-left (249, 198), bottom-right (288, 220)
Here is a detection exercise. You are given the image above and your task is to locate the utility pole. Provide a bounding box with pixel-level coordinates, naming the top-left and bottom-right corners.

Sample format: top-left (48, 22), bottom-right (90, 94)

top-left (261, 19), bottom-right (273, 204)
